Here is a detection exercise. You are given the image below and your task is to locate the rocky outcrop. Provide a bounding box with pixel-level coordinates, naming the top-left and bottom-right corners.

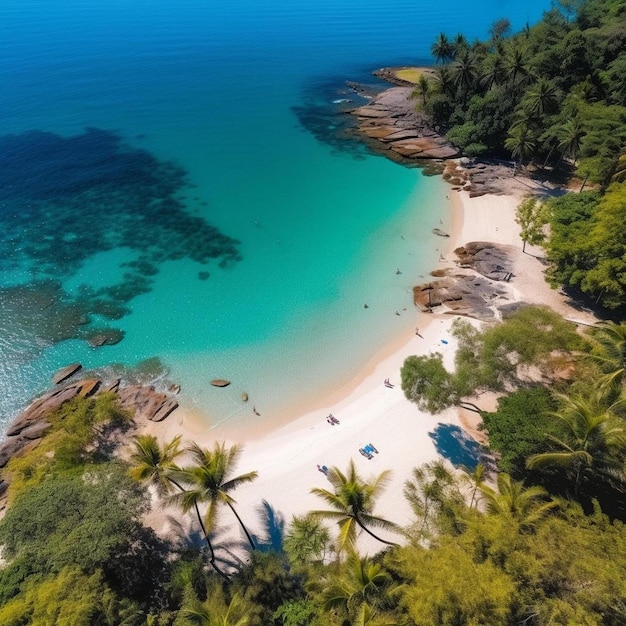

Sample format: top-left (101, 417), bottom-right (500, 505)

top-left (454, 242), bottom-right (514, 281)
top-left (413, 243), bottom-right (516, 320)
top-left (0, 374), bottom-right (180, 469)
top-left (117, 385), bottom-right (179, 422)
top-left (211, 379), bottom-right (231, 387)
top-left (349, 86), bottom-right (459, 164)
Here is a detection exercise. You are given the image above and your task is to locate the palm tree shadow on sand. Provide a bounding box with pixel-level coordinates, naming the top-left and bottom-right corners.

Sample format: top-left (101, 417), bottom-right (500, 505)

top-left (210, 501), bottom-right (287, 574)
top-left (252, 499), bottom-right (286, 553)
top-left (429, 423), bottom-right (488, 470)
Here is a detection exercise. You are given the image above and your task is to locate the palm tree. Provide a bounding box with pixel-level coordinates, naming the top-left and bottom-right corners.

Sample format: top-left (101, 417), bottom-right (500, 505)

top-left (481, 54), bottom-right (507, 91)
top-left (505, 122), bottom-right (537, 167)
top-left (353, 604), bottom-right (401, 626)
top-left (431, 32), bottom-right (454, 65)
top-left (182, 592), bottom-right (249, 626)
top-left (587, 321), bottom-right (626, 388)
top-left (451, 50), bottom-right (478, 101)
top-left (557, 118), bottom-right (585, 163)
top-left (526, 391), bottom-right (626, 495)
top-left (461, 463), bottom-right (486, 509)
top-left (451, 33), bottom-right (469, 60)
top-left (129, 435), bottom-right (229, 580)
top-left (412, 74), bottom-right (431, 108)
top-left (319, 551), bottom-right (391, 621)
top-left (311, 460), bottom-right (399, 552)
top-left (478, 472), bottom-right (559, 528)
top-left (504, 46), bottom-right (530, 89)
top-left (172, 442), bottom-right (259, 550)
top-left (432, 65), bottom-right (455, 98)
top-left (523, 78), bottom-right (559, 118)
top-left (129, 433), bottom-right (183, 495)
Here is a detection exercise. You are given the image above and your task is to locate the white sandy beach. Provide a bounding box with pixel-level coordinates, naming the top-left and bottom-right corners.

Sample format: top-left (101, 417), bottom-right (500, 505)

top-left (144, 173), bottom-right (598, 557)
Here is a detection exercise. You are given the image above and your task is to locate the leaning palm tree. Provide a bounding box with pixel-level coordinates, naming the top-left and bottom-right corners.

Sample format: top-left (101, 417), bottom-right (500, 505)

top-left (478, 472), bottom-right (559, 528)
top-left (129, 434), bottom-right (228, 580)
top-left (129, 433), bottom-right (183, 495)
top-left (526, 391), bottom-right (626, 495)
top-left (172, 442), bottom-right (259, 550)
top-left (310, 460), bottom-right (399, 552)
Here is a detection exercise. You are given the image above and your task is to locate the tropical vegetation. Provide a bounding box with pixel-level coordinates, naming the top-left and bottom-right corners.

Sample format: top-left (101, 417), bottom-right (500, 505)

top-left (1, 0), bottom-right (626, 623)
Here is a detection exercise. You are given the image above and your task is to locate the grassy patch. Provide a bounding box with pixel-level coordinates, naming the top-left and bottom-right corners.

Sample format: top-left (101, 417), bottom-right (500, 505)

top-left (394, 67), bottom-right (426, 84)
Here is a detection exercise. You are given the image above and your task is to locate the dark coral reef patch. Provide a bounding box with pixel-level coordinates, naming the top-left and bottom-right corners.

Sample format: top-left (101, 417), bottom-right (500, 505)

top-left (0, 128), bottom-right (241, 351)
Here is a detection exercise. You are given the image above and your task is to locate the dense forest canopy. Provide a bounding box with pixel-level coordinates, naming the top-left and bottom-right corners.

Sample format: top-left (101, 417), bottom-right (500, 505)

top-left (420, 0), bottom-right (626, 186)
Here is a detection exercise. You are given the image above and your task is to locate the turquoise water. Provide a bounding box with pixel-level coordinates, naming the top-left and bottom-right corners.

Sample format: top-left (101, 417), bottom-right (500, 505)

top-left (0, 0), bottom-right (550, 431)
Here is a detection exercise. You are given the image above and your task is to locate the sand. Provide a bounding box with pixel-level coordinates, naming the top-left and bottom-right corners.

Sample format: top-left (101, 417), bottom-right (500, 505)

top-left (141, 170), bottom-right (598, 558)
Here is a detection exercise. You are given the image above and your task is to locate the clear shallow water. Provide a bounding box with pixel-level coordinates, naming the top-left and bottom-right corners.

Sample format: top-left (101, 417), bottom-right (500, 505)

top-left (0, 0), bottom-right (550, 431)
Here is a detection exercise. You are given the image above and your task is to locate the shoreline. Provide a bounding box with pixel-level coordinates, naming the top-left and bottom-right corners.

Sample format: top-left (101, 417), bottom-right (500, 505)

top-left (143, 158), bottom-right (602, 553)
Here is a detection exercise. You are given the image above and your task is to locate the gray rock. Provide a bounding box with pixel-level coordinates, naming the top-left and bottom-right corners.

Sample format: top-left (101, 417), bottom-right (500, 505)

top-left (52, 363), bottom-right (82, 385)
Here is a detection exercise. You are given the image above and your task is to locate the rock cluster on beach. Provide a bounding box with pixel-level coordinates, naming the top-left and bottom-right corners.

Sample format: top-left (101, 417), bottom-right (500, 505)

top-left (349, 86), bottom-right (459, 163)
top-left (413, 242), bottom-right (516, 320)
top-left (0, 367), bottom-right (179, 470)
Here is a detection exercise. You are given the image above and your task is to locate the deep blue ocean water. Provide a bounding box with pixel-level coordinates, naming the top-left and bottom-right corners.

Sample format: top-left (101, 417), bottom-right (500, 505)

top-left (0, 0), bottom-right (551, 432)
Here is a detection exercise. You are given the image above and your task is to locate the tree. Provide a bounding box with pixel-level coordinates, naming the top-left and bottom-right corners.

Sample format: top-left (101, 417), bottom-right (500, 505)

top-left (489, 18), bottom-right (512, 44)
top-left (522, 78), bottom-right (560, 118)
top-left (403, 461), bottom-right (465, 540)
top-left (284, 513), bottom-right (332, 567)
top-left (526, 390), bottom-right (626, 496)
top-left (129, 433), bottom-right (183, 495)
top-left (172, 442), bottom-right (259, 551)
top-left (129, 435), bottom-right (230, 581)
top-left (515, 196), bottom-right (548, 253)
top-left (401, 353), bottom-right (461, 413)
top-left (0, 463), bottom-right (169, 603)
top-left (389, 541), bottom-right (516, 625)
top-left (557, 118), bottom-right (585, 162)
top-left (478, 473), bottom-right (559, 528)
top-left (505, 122), bottom-right (537, 165)
top-left (310, 460), bottom-right (400, 552)
top-left (480, 387), bottom-right (559, 477)
top-left (587, 321), bottom-right (626, 387)
top-left (181, 592), bottom-right (250, 626)
top-left (431, 32), bottom-right (454, 65)
top-left (317, 552), bottom-right (392, 623)
top-left (0, 567), bottom-right (118, 626)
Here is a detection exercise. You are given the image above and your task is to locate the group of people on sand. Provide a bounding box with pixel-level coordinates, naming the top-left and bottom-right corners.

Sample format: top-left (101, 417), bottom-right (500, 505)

top-left (384, 378), bottom-right (395, 388)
